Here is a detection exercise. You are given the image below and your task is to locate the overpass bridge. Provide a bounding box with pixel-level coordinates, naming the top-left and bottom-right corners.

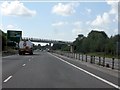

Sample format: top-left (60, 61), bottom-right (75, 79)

top-left (22, 37), bottom-right (74, 52)
top-left (22, 37), bottom-right (73, 45)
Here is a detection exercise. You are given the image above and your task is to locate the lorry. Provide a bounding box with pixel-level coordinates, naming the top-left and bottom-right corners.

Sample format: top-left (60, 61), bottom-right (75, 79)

top-left (18, 40), bottom-right (33, 55)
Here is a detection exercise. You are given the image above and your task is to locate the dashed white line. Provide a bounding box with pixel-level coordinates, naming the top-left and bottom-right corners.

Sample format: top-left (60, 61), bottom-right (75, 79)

top-left (22, 64), bottom-right (26, 66)
top-left (3, 76), bottom-right (12, 83)
top-left (49, 53), bottom-right (120, 89)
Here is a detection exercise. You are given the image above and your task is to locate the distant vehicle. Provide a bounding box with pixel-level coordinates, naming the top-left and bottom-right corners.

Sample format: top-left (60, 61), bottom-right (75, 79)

top-left (46, 48), bottom-right (50, 52)
top-left (18, 40), bottom-right (33, 55)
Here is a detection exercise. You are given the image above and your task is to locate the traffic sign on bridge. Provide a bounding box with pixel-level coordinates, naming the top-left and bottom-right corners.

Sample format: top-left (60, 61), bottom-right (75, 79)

top-left (7, 30), bottom-right (22, 43)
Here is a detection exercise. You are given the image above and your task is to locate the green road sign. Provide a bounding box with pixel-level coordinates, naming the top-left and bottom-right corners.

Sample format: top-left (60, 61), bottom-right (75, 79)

top-left (7, 30), bottom-right (22, 43)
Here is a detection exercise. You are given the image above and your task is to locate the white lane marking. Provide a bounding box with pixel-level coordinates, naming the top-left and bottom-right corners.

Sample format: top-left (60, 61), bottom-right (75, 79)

top-left (49, 53), bottom-right (120, 89)
top-left (3, 76), bottom-right (12, 83)
top-left (22, 64), bottom-right (26, 66)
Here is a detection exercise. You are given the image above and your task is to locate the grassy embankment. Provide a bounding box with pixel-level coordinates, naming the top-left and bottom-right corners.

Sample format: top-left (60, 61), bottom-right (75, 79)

top-left (87, 52), bottom-right (119, 59)
top-left (2, 46), bottom-right (18, 56)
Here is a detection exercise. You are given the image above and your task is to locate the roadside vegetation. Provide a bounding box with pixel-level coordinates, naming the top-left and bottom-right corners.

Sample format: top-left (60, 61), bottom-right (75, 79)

top-left (1, 29), bottom-right (120, 58)
top-left (52, 30), bottom-right (120, 59)
top-left (0, 29), bottom-right (7, 51)
top-left (0, 30), bottom-right (18, 56)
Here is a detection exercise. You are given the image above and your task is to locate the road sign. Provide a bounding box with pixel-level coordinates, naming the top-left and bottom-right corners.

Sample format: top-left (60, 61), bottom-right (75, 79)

top-left (7, 30), bottom-right (22, 43)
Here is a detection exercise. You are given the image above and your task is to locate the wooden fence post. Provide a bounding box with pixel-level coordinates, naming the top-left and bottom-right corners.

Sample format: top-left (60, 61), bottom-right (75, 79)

top-left (99, 57), bottom-right (101, 65)
top-left (112, 58), bottom-right (114, 69)
top-left (90, 56), bottom-right (93, 63)
top-left (82, 54), bottom-right (83, 61)
top-left (102, 57), bottom-right (105, 67)
top-left (86, 55), bottom-right (87, 62)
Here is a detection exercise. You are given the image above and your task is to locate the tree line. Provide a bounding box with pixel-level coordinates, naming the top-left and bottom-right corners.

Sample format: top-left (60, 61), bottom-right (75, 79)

top-left (1, 29), bottom-right (120, 57)
top-left (0, 30), bottom-right (7, 51)
top-left (73, 30), bottom-right (120, 56)
top-left (52, 30), bottom-right (120, 57)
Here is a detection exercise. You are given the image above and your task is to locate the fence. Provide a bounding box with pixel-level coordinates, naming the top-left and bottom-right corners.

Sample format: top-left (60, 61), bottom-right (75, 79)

top-left (51, 50), bottom-right (119, 70)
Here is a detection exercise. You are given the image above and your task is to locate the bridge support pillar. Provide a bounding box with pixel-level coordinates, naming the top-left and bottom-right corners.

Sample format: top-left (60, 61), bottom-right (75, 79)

top-left (70, 45), bottom-right (74, 53)
top-left (49, 43), bottom-right (51, 46)
top-left (49, 43), bottom-right (52, 50)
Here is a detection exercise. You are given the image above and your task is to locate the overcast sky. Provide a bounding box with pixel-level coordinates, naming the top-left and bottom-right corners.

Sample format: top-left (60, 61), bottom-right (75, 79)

top-left (0, 0), bottom-right (119, 42)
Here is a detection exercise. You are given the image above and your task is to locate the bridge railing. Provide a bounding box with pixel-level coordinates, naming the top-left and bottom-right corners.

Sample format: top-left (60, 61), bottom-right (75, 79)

top-left (22, 37), bottom-right (72, 44)
top-left (51, 50), bottom-right (119, 71)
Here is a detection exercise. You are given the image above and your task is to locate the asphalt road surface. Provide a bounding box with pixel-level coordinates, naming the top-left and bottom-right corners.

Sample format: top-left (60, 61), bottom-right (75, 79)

top-left (2, 51), bottom-right (120, 89)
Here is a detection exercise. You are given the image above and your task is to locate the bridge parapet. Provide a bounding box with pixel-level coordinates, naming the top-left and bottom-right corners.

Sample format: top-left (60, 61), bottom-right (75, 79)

top-left (22, 37), bottom-right (73, 45)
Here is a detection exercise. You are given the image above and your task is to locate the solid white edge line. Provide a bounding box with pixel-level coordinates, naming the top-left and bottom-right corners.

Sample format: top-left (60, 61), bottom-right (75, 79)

top-left (22, 64), bottom-right (26, 66)
top-left (48, 53), bottom-right (120, 89)
top-left (3, 76), bottom-right (12, 83)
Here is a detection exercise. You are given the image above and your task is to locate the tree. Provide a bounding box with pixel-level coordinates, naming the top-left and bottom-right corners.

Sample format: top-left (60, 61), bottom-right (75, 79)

top-left (73, 34), bottom-right (85, 53)
top-left (86, 30), bottom-right (108, 52)
top-left (52, 44), bottom-right (62, 50)
top-left (81, 37), bottom-right (90, 53)
top-left (73, 30), bottom-right (109, 53)
top-left (61, 44), bottom-right (70, 51)
top-left (52, 43), bottom-right (69, 51)
top-left (0, 30), bottom-right (7, 50)
top-left (105, 34), bottom-right (120, 55)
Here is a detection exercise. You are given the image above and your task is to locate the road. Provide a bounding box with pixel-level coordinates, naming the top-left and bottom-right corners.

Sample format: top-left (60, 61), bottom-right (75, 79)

top-left (2, 51), bottom-right (120, 89)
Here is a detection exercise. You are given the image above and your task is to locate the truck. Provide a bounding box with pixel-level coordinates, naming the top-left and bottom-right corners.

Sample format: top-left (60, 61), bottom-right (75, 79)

top-left (18, 40), bottom-right (33, 55)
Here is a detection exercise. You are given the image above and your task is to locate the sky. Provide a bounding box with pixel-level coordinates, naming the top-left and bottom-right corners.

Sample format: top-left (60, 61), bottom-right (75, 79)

top-left (0, 0), bottom-right (119, 44)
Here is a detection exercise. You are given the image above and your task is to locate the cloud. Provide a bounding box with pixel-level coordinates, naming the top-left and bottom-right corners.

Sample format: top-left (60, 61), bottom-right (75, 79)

top-left (7, 25), bottom-right (16, 29)
top-left (106, 0), bottom-right (118, 22)
top-left (7, 25), bottom-right (14, 29)
top-left (86, 8), bottom-right (91, 14)
top-left (113, 15), bottom-right (118, 22)
top-left (88, 0), bottom-right (118, 36)
top-left (113, 28), bottom-right (118, 34)
top-left (91, 12), bottom-right (110, 27)
top-left (0, 24), bottom-right (3, 30)
top-left (91, 0), bottom-right (118, 28)
top-left (73, 21), bottom-right (82, 27)
top-left (52, 3), bottom-right (79, 16)
top-left (72, 28), bottom-right (82, 35)
top-left (1, 1), bottom-right (36, 17)
top-left (52, 21), bottom-right (68, 27)
top-left (72, 21), bottom-right (84, 35)
top-left (106, 0), bottom-right (118, 15)
top-left (73, 21), bottom-right (84, 28)
top-left (7, 24), bottom-right (20, 30)
top-left (86, 21), bottom-right (91, 25)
